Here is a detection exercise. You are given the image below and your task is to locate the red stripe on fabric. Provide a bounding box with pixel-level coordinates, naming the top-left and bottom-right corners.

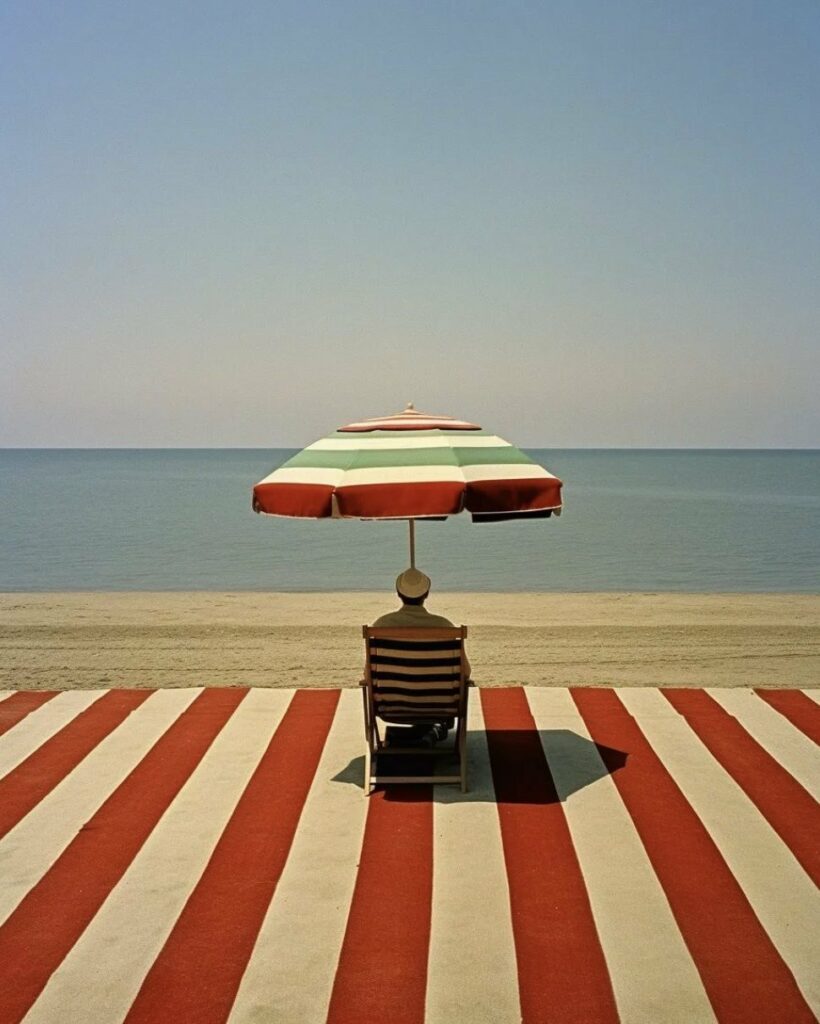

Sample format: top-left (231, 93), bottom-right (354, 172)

top-left (335, 481), bottom-right (465, 518)
top-left (0, 689), bottom-right (153, 840)
top-left (663, 690), bottom-right (820, 884)
top-left (339, 419), bottom-right (480, 432)
top-left (754, 690), bottom-right (820, 745)
top-left (124, 689), bottom-right (340, 1024)
top-left (0, 692), bottom-right (59, 738)
top-left (480, 688), bottom-right (618, 1024)
top-left (465, 477), bottom-right (562, 514)
top-left (252, 481), bottom-right (334, 517)
top-left (0, 688), bottom-right (246, 1024)
top-left (572, 688), bottom-right (816, 1024)
top-left (326, 787), bottom-right (433, 1024)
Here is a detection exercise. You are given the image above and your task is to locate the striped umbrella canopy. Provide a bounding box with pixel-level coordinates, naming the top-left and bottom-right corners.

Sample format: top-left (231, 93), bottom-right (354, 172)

top-left (252, 404), bottom-right (562, 564)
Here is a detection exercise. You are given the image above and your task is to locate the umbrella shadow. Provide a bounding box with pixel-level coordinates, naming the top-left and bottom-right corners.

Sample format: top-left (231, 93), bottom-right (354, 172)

top-left (331, 729), bottom-right (628, 804)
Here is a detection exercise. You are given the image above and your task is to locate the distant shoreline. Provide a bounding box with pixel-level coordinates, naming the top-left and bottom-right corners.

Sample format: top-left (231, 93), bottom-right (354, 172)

top-left (2, 590), bottom-right (820, 598)
top-left (3, 591), bottom-right (818, 692)
top-left (2, 446), bottom-right (819, 452)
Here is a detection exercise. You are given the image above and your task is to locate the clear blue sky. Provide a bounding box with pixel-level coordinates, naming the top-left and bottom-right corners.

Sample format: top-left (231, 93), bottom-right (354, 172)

top-left (2, 1), bottom-right (818, 447)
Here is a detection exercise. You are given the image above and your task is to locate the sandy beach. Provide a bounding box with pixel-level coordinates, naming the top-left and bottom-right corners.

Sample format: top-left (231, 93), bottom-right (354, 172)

top-left (1, 591), bottom-right (817, 691)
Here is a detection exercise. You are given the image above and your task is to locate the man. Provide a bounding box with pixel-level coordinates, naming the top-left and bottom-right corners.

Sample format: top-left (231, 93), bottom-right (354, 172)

top-left (371, 567), bottom-right (470, 744)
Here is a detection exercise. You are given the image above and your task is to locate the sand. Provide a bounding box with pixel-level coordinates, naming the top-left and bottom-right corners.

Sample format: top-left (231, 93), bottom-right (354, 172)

top-left (1, 591), bottom-right (818, 691)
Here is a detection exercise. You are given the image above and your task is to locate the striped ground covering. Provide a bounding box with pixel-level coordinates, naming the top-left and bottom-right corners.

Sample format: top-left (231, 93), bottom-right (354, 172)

top-left (0, 686), bottom-right (817, 1024)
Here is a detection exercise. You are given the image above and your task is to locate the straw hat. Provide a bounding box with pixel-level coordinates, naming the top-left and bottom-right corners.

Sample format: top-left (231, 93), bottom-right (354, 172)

top-left (396, 568), bottom-right (431, 599)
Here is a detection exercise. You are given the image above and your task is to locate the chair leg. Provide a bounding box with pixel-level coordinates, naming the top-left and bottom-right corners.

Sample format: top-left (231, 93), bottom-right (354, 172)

top-left (362, 686), bottom-right (375, 795)
top-left (364, 743), bottom-right (372, 796)
top-left (459, 714), bottom-right (468, 792)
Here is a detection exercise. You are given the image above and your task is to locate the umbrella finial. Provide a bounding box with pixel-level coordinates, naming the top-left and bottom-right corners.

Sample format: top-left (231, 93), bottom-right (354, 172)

top-left (405, 401), bottom-right (415, 411)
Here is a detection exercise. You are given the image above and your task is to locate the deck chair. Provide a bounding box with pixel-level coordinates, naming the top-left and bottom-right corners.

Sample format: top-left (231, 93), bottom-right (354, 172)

top-left (361, 625), bottom-right (471, 795)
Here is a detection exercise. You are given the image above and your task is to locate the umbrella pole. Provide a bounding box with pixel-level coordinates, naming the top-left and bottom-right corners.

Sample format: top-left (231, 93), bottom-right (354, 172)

top-left (408, 518), bottom-right (416, 568)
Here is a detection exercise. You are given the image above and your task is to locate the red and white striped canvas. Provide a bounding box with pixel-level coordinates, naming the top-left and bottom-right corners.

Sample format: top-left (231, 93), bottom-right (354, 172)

top-left (0, 685), bottom-right (817, 1024)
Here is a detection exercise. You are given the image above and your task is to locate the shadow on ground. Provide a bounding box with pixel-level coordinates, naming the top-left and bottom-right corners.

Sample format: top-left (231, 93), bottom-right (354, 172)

top-left (331, 728), bottom-right (628, 804)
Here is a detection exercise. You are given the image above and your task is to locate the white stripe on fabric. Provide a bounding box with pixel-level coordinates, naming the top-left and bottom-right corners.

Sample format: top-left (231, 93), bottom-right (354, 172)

top-left (426, 694), bottom-right (520, 1024)
top-left (707, 688), bottom-right (820, 800)
top-left (460, 464), bottom-right (555, 482)
top-left (229, 690), bottom-right (367, 1024)
top-left (257, 467), bottom-right (345, 487)
top-left (526, 688), bottom-right (717, 1024)
top-left (0, 689), bottom-right (200, 926)
top-left (619, 688), bottom-right (820, 1012)
top-left (307, 436), bottom-right (512, 451)
top-left (346, 464), bottom-right (554, 487)
top-left (0, 691), bottom-right (104, 780)
top-left (803, 689), bottom-right (820, 705)
top-left (23, 690), bottom-right (293, 1024)
top-left (260, 463), bottom-right (556, 488)
top-left (0, 693), bottom-right (13, 703)
top-left (352, 463), bottom-right (551, 485)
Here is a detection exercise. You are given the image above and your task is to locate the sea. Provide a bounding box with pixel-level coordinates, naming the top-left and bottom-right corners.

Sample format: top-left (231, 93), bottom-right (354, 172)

top-left (1, 449), bottom-right (818, 593)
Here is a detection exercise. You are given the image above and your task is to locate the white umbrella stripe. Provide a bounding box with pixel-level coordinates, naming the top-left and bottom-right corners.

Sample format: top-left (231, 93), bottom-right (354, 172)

top-left (306, 435), bottom-right (513, 452)
top-left (260, 463), bottom-right (556, 488)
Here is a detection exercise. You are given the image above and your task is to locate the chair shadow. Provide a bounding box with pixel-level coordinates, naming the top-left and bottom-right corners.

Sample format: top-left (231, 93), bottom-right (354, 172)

top-left (331, 729), bottom-right (628, 804)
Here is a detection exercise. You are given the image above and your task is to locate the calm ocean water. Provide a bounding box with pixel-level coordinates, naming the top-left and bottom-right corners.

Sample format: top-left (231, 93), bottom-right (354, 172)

top-left (1, 449), bottom-right (818, 592)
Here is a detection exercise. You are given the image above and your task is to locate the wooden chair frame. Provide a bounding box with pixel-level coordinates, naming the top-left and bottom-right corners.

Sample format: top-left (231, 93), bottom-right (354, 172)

top-left (360, 625), bottom-right (471, 795)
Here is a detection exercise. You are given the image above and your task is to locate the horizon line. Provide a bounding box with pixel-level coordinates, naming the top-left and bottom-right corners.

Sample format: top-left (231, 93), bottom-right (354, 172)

top-left (2, 445), bottom-right (818, 453)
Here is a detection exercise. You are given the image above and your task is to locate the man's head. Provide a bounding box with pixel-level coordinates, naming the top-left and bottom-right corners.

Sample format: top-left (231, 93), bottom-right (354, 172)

top-left (395, 568), bottom-right (431, 606)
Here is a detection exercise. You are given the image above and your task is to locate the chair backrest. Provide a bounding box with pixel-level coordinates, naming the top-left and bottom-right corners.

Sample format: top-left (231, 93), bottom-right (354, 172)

top-left (363, 626), bottom-right (468, 719)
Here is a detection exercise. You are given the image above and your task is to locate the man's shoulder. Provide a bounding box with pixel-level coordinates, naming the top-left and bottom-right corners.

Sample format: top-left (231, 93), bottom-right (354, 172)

top-left (371, 611), bottom-right (404, 627)
top-left (371, 608), bottom-right (456, 629)
top-left (420, 612), bottom-right (457, 628)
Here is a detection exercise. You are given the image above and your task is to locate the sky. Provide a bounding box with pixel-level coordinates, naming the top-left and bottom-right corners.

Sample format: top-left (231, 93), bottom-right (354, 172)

top-left (2, 1), bottom-right (818, 448)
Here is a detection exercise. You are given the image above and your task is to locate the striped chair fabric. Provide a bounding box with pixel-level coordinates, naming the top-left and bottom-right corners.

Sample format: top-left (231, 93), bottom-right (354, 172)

top-left (368, 635), bottom-right (463, 719)
top-left (361, 626), bottom-right (470, 793)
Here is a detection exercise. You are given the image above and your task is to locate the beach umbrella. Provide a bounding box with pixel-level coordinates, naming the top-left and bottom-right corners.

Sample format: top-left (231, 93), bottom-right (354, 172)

top-left (252, 404), bottom-right (562, 566)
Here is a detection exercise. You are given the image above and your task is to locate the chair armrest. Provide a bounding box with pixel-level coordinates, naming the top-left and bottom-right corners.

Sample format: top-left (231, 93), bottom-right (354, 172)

top-left (358, 678), bottom-right (366, 687)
